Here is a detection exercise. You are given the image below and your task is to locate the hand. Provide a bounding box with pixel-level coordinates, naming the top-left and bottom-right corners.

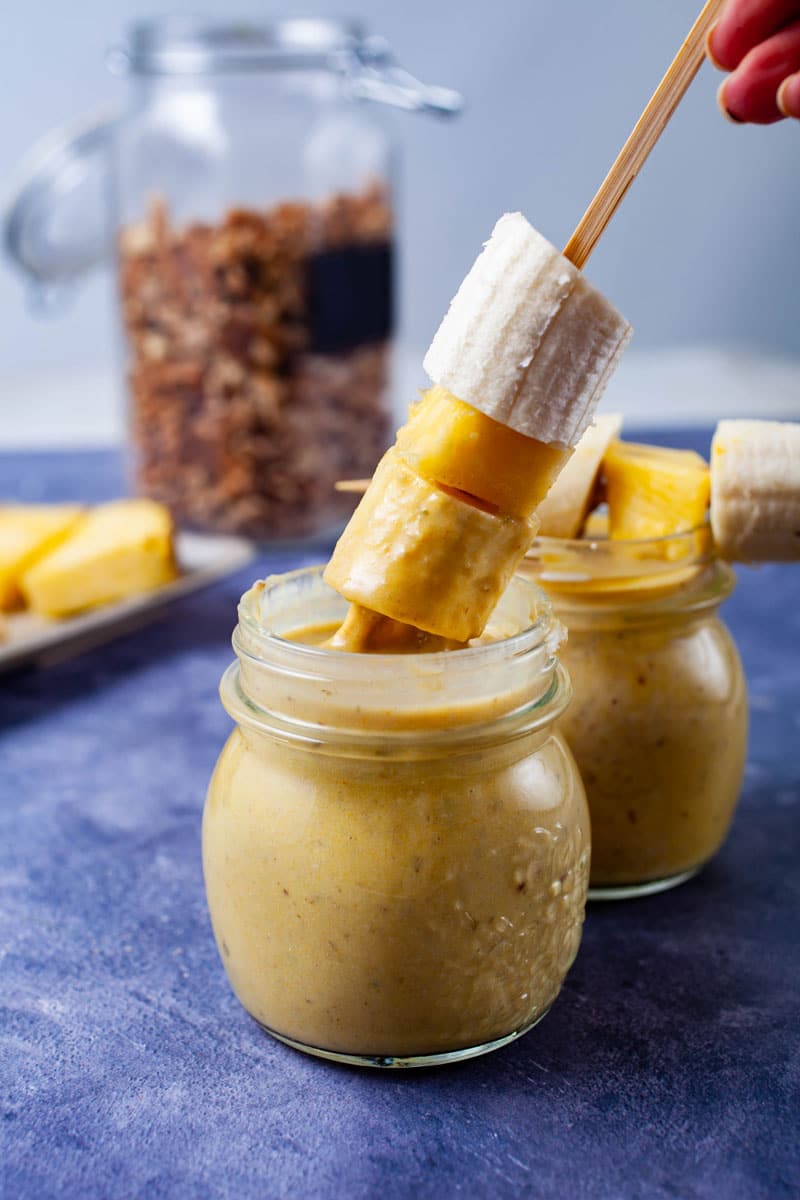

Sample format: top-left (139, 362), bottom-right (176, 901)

top-left (707, 0), bottom-right (800, 123)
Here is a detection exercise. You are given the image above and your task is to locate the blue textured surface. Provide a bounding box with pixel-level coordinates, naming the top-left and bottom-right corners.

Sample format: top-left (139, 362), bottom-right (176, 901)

top-left (1, 441), bottom-right (799, 1200)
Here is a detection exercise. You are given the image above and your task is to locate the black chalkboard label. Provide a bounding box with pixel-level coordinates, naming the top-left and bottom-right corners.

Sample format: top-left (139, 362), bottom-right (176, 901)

top-left (307, 241), bottom-right (394, 353)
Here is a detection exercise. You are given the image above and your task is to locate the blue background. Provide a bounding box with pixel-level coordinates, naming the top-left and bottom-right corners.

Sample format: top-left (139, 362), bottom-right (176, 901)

top-left (2, 0), bottom-right (799, 378)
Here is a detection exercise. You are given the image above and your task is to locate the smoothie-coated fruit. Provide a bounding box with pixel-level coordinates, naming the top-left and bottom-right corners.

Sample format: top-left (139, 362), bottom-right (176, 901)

top-left (324, 450), bottom-right (537, 642)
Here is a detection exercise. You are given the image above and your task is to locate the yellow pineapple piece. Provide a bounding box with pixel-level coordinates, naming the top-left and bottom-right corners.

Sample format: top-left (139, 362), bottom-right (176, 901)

top-left (0, 505), bottom-right (84, 610)
top-left (22, 498), bottom-right (177, 618)
top-left (396, 386), bottom-right (570, 518)
top-left (604, 441), bottom-right (710, 540)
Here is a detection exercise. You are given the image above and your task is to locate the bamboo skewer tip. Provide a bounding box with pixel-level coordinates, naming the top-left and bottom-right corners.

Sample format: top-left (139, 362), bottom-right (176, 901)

top-left (335, 479), bottom-right (370, 493)
top-left (563, 0), bottom-right (724, 269)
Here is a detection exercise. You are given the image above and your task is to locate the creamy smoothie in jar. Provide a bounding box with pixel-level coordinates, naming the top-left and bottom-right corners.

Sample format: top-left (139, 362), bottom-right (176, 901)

top-left (523, 526), bottom-right (748, 898)
top-left (203, 567), bottom-right (589, 1067)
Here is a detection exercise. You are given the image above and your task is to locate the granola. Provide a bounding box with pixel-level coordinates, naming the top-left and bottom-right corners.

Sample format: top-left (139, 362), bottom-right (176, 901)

top-left (118, 183), bottom-right (393, 539)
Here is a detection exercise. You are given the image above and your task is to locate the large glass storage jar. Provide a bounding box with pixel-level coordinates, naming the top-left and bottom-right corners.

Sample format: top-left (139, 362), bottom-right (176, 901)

top-left (523, 527), bottom-right (748, 900)
top-left (202, 567), bottom-right (589, 1068)
top-left (4, 19), bottom-right (460, 540)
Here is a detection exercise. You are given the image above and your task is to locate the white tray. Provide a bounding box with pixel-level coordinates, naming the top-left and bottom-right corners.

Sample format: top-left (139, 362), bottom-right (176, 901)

top-left (0, 531), bottom-right (256, 673)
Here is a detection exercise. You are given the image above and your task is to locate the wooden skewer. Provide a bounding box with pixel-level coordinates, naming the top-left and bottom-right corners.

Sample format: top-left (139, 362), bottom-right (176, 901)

top-left (335, 0), bottom-right (724, 498)
top-left (335, 479), bottom-right (371, 493)
top-left (562, 0), bottom-right (724, 269)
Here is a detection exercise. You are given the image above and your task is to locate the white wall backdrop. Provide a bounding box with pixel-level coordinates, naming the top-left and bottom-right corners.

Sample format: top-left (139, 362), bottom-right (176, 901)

top-left (1, 0), bottom-right (798, 380)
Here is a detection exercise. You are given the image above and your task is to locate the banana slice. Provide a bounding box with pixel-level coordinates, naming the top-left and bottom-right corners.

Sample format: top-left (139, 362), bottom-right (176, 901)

top-left (423, 213), bottom-right (631, 446)
top-left (536, 414), bottom-right (623, 538)
top-left (710, 420), bottom-right (800, 562)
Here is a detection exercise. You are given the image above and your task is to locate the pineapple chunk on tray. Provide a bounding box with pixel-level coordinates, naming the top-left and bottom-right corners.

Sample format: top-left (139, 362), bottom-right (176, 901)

top-left (0, 501), bottom-right (254, 672)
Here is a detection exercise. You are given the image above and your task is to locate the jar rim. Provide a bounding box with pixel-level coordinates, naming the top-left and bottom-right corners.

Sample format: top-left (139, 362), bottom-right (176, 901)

top-left (221, 660), bottom-right (572, 759)
top-left (236, 564), bottom-right (557, 670)
top-left (116, 17), bottom-right (374, 76)
top-left (527, 520), bottom-right (714, 578)
top-left (524, 521), bottom-right (736, 617)
top-left (225, 565), bottom-right (570, 754)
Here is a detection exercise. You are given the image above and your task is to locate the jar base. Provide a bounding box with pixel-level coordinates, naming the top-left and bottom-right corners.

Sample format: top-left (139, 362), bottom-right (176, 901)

top-left (588, 865), bottom-right (702, 901)
top-left (254, 1007), bottom-right (553, 1069)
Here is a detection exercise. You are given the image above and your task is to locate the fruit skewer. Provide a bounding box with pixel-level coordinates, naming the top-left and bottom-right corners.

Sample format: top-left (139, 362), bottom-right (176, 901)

top-left (324, 0), bottom-right (728, 648)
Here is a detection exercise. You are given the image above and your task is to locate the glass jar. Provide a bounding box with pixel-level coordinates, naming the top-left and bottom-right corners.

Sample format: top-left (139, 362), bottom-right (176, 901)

top-left (202, 566), bottom-right (589, 1068)
top-left (522, 526), bottom-right (748, 900)
top-left (4, 18), bottom-right (460, 541)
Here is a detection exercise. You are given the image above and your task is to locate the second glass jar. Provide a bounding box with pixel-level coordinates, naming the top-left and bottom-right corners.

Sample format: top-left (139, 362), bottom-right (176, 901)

top-left (523, 527), bottom-right (748, 899)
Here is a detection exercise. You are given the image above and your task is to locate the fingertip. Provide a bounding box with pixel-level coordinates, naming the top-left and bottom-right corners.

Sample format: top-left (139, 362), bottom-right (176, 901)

top-left (716, 79), bottom-right (744, 123)
top-left (718, 24), bottom-right (800, 128)
top-left (705, 24), bottom-right (726, 71)
top-left (705, 9), bottom-right (744, 73)
top-left (776, 79), bottom-right (791, 116)
top-left (777, 73), bottom-right (800, 117)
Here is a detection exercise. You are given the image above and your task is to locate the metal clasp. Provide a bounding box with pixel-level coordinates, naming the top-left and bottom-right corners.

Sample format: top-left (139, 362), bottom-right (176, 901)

top-left (341, 36), bottom-right (463, 116)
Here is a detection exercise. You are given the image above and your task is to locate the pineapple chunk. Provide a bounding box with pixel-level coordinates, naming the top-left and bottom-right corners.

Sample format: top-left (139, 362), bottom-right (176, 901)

top-left (0, 505), bottom-right (84, 610)
top-left (22, 499), bottom-right (177, 617)
top-left (396, 386), bottom-right (570, 518)
top-left (604, 441), bottom-right (710, 540)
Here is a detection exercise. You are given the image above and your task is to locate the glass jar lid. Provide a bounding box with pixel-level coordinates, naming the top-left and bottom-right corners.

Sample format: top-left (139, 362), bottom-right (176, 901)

top-left (110, 18), bottom-right (463, 113)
